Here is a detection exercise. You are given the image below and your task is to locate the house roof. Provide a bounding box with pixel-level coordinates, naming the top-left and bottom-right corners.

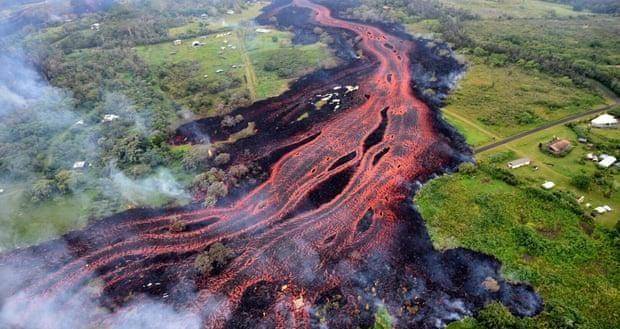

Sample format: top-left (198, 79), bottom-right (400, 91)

top-left (598, 156), bottom-right (617, 168)
top-left (548, 139), bottom-right (571, 153)
top-left (591, 114), bottom-right (617, 125)
top-left (508, 158), bottom-right (530, 166)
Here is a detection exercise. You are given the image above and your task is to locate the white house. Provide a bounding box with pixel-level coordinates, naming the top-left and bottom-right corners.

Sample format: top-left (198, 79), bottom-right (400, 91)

top-left (594, 205), bottom-right (612, 214)
top-left (72, 161), bottom-right (87, 170)
top-left (591, 113), bottom-right (617, 128)
top-left (102, 114), bottom-right (119, 122)
top-left (541, 181), bottom-right (555, 190)
top-left (598, 155), bottom-right (617, 168)
top-left (173, 39), bottom-right (182, 46)
top-left (507, 158), bottom-right (531, 169)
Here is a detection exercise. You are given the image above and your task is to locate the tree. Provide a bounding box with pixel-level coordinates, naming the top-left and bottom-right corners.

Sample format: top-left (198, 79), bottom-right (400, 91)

top-left (458, 162), bottom-right (477, 175)
top-left (182, 145), bottom-right (212, 171)
top-left (169, 216), bottom-right (186, 233)
top-left (213, 153), bottom-right (230, 166)
top-left (54, 170), bottom-right (76, 194)
top-left (570, 174), bottom-right (592, 191)
top-left (31, 179), bottom-right (56, 202)
top-left (193, 242), bottom-right (234, 275)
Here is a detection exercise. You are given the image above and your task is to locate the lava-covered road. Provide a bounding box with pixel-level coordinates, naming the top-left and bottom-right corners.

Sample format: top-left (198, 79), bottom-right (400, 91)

top-left (0, 1), bottom-right (542, 328)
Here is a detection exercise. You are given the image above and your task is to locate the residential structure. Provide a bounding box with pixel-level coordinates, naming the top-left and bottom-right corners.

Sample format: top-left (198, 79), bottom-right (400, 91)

top-left (598, 155), bottom-right (617, 168)
top-left (547, 138), bottom-right (572, 155)
top-left (507, 158), bottom-right (531, 169)
top-left (591, 113), bottom-right (617, 128)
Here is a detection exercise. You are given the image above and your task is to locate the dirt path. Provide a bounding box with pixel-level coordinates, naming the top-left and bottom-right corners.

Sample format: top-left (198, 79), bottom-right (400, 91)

top-left (236, 29), bottom-right (258, 101)
top-left (475, 102), bottom-right (618, 154)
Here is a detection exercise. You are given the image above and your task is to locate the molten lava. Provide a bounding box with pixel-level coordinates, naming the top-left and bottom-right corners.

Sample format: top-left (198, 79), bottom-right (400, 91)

top-left (0, 1), bottom-right (541, 328)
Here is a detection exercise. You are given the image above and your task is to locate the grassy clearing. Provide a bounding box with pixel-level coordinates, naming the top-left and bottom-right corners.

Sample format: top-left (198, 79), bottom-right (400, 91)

top-left (168, 3), bottom-right (267, 37)
top-left (478, 123), bottom-right (619, 227)
top-left (137, 26), bottom-right (335, 115)
top-left (443, 56), bottom-right (606, 139)
top-left (439, 0), bottom-right (582, 19)
top-left (416, 169), bottom-right (620, 329)
top-left (0, 184), bottom-right (91, 250)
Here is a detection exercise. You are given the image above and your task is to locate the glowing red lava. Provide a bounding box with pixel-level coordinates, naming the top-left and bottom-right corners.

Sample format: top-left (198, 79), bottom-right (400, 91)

top-left (0, 1), bottom-right (541, 328)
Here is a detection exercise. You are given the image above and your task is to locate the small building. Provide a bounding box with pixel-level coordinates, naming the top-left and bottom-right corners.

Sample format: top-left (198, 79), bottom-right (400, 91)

top-left (594, 205), bottom-right (612, 214)
top-left (541, 181), bottom-right (555, 190)
top-left (102, 114), bottom-right (119, 122)
top-left (0, 188), bottom-right (4, 194)
top-left (585, 153), bottom-right (599, 161)
top-left (226, 9), bottom-right (235, 15)
top-left (72, 161), bottom-right (87, 170)
top-left (216, 69), bottom-right (224, 73)
top-left (507, 157), bottom-right (531, 169)
top-left (578, 137), bottom-right (587, 143)
top-left (192, 41), bottom-right (203, 47)
top-left (547, 138), bottom-right (572, 155)
top-left (591, 113), bottom-right (618, 129)
top-left (598, 155), bottom-right (617, 168)
top-left (90, 23), bottom-right (100, 31)
top-left (255, 28), bottom-right (271, 33)
top-left (173, 39), bottom-right (182, 46)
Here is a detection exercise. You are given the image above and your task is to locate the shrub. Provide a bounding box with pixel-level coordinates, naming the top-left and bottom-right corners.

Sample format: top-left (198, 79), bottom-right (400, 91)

top-left (570, 174), bottom-right (592, 191)
top-left (213, 153), bottom-right (231, 166)
top-left (31, 179), bottom-right (56, 202)
top-left (193, 242), bottom-right (234, 275)
top-left (458, 162), bottom-right (477, 175)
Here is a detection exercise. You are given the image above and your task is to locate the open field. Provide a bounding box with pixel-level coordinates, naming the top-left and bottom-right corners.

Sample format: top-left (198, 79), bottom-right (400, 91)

top-left (168, 2), bottom-right (267, 37)
top-left (0, 184), bottom-right (91, 250)
top-left (416, 169), bottom-right (620, 329)
top-left (137, 26), bottom-right (335, 115)
top-left (440, 0), bottom-right (583, 19)
top-left (442, 56), bottom-right (607, 145)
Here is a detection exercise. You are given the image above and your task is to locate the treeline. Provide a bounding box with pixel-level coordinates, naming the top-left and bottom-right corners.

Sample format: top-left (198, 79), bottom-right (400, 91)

top-left (543, 0), bottom-right (620, 14)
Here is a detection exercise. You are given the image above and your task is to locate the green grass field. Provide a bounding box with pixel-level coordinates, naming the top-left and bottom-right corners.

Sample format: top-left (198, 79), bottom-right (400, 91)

top-left (0, 184), bottom-right (91, 250)
top-left (168, 3), bottom-right (267, 37)
top-left (442, 56), bottom-right (606, 144)
top-left (137, 25), bottom-right (335, 115)
top-left (440, 0), bottom-right (583, 19)
top-left (416, 170), bottom-right (620, 329)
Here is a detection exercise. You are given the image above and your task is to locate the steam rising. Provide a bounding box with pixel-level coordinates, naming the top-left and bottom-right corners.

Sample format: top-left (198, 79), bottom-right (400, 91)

top-left (109, 168), bottom-right (190, 205)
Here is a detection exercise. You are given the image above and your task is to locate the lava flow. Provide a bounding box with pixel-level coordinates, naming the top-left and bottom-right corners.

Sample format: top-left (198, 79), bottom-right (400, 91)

top-left (0, 0), bottom-right (542, 328)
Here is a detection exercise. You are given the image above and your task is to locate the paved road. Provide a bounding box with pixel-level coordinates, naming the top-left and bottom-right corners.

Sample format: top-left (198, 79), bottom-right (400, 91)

top-left (474, 103), bottom-right (618, 154)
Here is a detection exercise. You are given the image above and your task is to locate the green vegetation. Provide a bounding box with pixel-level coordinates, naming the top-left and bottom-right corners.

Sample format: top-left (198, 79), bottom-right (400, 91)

top-left (416, 166), bottom-right (620, 329)
top-left (442, 56), bottom-right (605, 143)
top-left (137, 29), bottom-right (335, 115)
top-left (373, 305), bottom-right (393, 329)
top-left (440, 0), bottom-right (581, 19)
top-left (463, 15), bottom-right (620, 94)
top-left (478, 124), bottom-right (618, 227)
top-left (193, 242), bottom-right (234, 275)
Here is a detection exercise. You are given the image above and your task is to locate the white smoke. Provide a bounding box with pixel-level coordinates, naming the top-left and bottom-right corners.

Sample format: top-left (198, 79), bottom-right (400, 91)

top-left (109, 168), bottom-right (191, 206)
